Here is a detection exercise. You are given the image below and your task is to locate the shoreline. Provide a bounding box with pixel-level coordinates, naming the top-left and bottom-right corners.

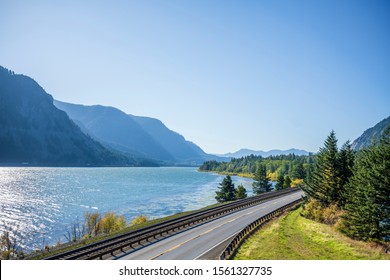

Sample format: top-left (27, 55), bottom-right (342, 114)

top-left (197, 169), bottom-right (255, 179)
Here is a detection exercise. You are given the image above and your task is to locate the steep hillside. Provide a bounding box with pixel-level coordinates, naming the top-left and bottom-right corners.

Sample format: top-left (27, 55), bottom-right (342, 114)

top-left (54, 101), bottom-right (174, 162)
top-left (0, 66), bottom-right (137, 166)
top-left (54, 101), bottom-right (218, 164)
top-left (131, 115), bottom-right (210, 163)
top-left (352, 116), bottom-right (390, 150)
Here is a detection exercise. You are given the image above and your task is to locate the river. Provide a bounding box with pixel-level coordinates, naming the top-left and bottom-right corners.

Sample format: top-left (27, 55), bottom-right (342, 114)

top-left (0, 167), bottom-right (253, 252)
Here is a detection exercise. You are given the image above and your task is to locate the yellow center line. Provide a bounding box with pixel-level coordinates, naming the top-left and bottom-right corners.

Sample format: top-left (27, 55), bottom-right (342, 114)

top-left (149, 202), bottom-right (279, 260)
top-left (149, 196), bottom-right (299, 259)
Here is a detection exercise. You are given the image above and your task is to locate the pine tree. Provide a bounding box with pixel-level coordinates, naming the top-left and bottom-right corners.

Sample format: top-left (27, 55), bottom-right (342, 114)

top-left (302, 130), bottom-right (342, 206)
top-left (252, 164), bottom-right (272, 194)
top-left (283, 175), bottom-right (292, 189)
top-left (341, 127), bottom-right (390, 241)
top-left (235, 184), bottom-right (248, 199)
top-left (215, 175), bottom-right (236, 202)
top-left (292, 162), bottom-right (305, 179)
top-left (338, 140), bottom-right (355, 207)
top-left (275, 175), bottom-right (285, 190)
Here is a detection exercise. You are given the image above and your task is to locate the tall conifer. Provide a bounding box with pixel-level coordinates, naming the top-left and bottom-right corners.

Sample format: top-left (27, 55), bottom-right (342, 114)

top-left (235, 185), bottom-right (248, 199)
top-left (252, 164), bottom-right (272, 194)
top-left (215, 175), bottom-right (236, 202)
top-left (341, 127), bottom-right (390, 240)
top-left (338, 140), bottom-right (355, 207)
top-left (275, 175), bottom-right (285, 190)
top-left (303, 130), bottom-right (342, 206)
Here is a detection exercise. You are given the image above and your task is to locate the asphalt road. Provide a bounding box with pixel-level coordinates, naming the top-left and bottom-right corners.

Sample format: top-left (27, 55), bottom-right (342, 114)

top-left (117, 190), bottom-right (303, 260)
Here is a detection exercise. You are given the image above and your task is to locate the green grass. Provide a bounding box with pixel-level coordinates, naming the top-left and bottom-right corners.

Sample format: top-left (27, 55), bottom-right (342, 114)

top-left (233, 208), bottom-right (390, 260)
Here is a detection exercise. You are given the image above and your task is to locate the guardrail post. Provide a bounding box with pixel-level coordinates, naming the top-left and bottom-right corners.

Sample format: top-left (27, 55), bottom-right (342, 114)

top-left (219, 198), bottom-right (302, 260)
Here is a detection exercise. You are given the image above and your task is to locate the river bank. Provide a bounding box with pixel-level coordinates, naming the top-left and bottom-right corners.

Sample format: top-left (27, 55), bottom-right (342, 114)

top-left (197, 169), bottom-right (254, 179)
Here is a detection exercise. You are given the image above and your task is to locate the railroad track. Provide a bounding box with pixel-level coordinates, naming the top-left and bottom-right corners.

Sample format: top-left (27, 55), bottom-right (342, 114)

top-left (45, 188), bottom-right (301, 260)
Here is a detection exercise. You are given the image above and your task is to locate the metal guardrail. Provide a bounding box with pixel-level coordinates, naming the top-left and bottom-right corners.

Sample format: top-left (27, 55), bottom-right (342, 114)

top-left (219, 198), bottom-right (303, 260)
top-left (45, 188), bottom-right (301, 260)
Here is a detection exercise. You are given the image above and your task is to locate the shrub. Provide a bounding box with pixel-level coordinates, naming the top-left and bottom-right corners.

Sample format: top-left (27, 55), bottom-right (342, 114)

top-left (322, 203), bottom-right (343, 225)
top-left (0, 231), bottom-right (24, 260)
top-left (84, 211), bottom-right (101, 237)
top-left (301, 199), bottom-right (342, 225)
top-left (131, 215), bottom-right (148, 226)
top-left (99, 211), bottom-right (126, 234)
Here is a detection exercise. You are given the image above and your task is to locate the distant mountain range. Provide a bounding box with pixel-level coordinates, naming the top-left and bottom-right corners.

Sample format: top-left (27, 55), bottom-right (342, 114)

top-left (217, 148), bottom-right (310, 158)
top-left (0, 65), bottom-right (220, 166)
top-left (217, 116), bottom-right (390, 158)
top-left (54, 101), bottom-right (220, 165)
top-left (1, 65), bottom-right (388, 166)
top-left (0, 66), bottom-right (137, 166)
top-left (351, 116), bottom-right (390, 150)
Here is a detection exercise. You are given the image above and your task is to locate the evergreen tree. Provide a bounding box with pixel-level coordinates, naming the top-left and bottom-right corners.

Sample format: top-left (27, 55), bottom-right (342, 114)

top-left (215, 175), bottom-right (236, 202)
top-left (292, 162), bottom-right (305, 179)
top-left (302, 131), bottom-right (342, 206)
top-left (252, 164), bottom-right (272, 194)
top-left (341, 127), bottom-right (390, 241)
top-left (283, 175), bottom-right (292, 189)
top-left (235, 184), bottom-right (248, 199)
top-left (338, 140), bottom-right (355, 207)
top-left (275, 175), bottom-right (285, 190)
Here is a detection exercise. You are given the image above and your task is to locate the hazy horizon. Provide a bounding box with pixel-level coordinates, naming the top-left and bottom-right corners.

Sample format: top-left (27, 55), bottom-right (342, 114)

top-left (1, 0), bottom-right (389, 154)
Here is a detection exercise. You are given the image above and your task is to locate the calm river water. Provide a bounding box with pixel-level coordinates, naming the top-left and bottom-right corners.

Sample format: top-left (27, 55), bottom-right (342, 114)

top-left (0, 167), bottom-right (253, 251)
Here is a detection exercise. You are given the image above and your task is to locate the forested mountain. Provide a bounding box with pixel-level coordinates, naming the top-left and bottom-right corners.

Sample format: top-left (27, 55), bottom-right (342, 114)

top-left (352, 116), bottom-right (390, 150)
top-left (199, 153), bottom-right (314, 183)
top-left (54, 101), bottom-right (219, 165)
top-left (0, 66), bottom-right (139, 166)
top-left (54, 100), bottom-right (174, 162)
top-left (218, 148), bottom-right (309, 158)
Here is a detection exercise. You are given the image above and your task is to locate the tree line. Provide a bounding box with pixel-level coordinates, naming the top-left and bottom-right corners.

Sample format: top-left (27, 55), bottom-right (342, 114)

top-left (215, 159), bottom-right (283, 203)
top-left (209, 127), bottom-right (390, 243)
top-left (302, 128), bottom-right (390, 242)
top-left (200, 153), bottom-right (314, 188)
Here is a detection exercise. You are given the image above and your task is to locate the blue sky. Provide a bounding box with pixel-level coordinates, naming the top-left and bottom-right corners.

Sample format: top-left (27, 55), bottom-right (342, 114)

top-left (1, 0), bottom-right (389, 154)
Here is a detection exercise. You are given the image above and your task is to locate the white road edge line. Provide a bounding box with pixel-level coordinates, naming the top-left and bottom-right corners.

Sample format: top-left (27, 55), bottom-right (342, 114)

top-left (141, 193), bottom-right (302, 260)
top-left (194, 229), bottom-right (242, 260)
top-left (194, 194), bottom-right (301, 260)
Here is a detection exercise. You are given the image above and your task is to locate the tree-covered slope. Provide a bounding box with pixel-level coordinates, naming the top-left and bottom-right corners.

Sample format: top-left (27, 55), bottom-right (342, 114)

top-left (0, 66), bottom-right (135, 166)
top-left (55, 100), bottom-right (220, 164)
top-left (352, 116), bottom-right (390, 150)
top-left (199, 153), bottom-right (314, 182)
top-left (54, 100), bottom-right (174, 162)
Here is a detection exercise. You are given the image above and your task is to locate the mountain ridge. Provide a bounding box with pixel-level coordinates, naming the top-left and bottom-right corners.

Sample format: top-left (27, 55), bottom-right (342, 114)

top-left (0, 66), bottom-right (140, 166)
top-left (351, 116), bottom-right (390, 150)
top-left (216, 148), bottom-right (310, 158)
top-left (54, 100), bottom-right (221, 165)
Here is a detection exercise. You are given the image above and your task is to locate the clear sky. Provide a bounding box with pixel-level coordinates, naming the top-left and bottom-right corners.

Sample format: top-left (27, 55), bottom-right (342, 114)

top-left (1, 0), bottom-right (389, 154)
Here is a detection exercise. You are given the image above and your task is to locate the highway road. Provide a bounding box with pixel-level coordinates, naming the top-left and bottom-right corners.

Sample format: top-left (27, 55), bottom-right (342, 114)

top-left (116, 190), bottom-right (303, 260)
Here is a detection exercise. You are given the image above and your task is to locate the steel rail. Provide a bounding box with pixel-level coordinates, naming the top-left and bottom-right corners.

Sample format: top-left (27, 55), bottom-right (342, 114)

top-left (45, 188), bottom-right (301, 260)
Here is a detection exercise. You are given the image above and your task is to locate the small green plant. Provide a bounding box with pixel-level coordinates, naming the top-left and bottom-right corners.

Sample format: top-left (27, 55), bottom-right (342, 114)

top-left (131, 215), bottom-right (148, 226)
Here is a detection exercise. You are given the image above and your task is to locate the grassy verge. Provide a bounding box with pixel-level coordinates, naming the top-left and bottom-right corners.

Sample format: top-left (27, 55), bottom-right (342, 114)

top-left (233, 207), bottom-right (390, 260)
